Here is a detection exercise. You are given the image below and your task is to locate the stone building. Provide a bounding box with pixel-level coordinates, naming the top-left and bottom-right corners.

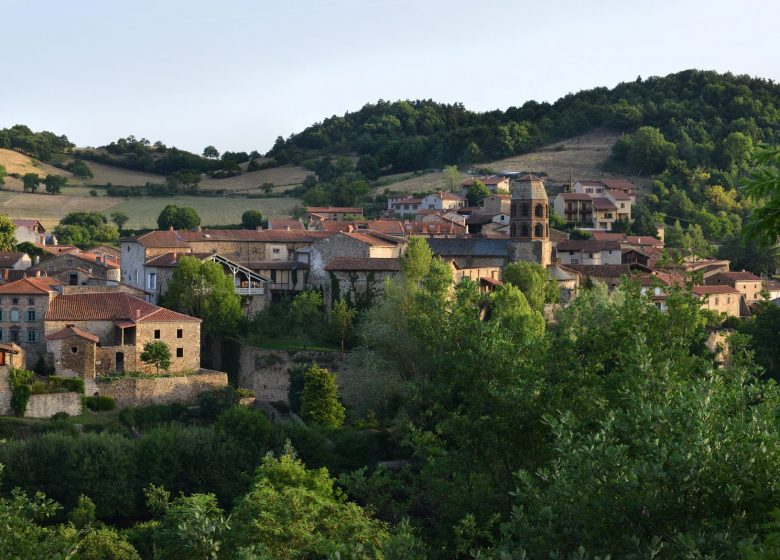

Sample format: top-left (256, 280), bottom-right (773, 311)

top-left (0, 277), bottom-right (63, 366)
top-left (45, 291), bottom-right (201, 378)
top-left (27, 251), bottom-right (121, 285)
top-left (324, 257), bottom-right (402, 305)
top-left (120, 230), bottom-right (192, 291)
top-left (507, 174), bottom-right (552, 266)
top-left (0, 251), bottom-right (32, 272)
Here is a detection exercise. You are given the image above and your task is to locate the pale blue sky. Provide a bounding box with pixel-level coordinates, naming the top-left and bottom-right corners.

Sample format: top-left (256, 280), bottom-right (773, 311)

top-left (2, 0), bottom-right (778, 153)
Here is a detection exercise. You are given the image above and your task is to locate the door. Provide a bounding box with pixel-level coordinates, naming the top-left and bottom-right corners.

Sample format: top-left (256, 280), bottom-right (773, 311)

top-left (115, 352), bottom-right (124, 373)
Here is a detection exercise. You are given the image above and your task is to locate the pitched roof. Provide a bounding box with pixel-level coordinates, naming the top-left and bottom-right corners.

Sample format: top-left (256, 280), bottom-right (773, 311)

top-left (324, 257), bottom-right (401, 272)
top-left (0, 277), bottom-right (62, 295)
top-left (0, 251), bottom-right (28, 268)
top-left (576, 180), bottom-right (605, 186)
top-left (711, 271), bottom-right (762, 282)
top-left (69, 251), bottom-right (120, 269)
top-left (403, 221), bottom-right (466, 234)
top-left (608, 190), bottom-right (632, 201)
top-left (342, 231), bottom-right (403, 247)
top-left (590, 232), bottom-right (663, 247)
top-left (592, 198), bottom-right (618, 210)
top-left (693, 285), bottom-right (741, 296)
top-left (462, 176), bottom-right (508, 186)
top-left (36, 244), bottom-right (80, 255)
top-left (563, 264), bottom-right (633, 278)
top-left (389, 197), bottom-right (422, 205)
top-left (320, 220), bottom-right (406, 235)
top-left (12, 219), bottom-right (45, 231)
top-left (45, 326), bottom-right (99, 343)
top-left (46, 292), bottom-right (200, 323)
top-left (123, 230), bottom-right (190, 248)
top-left (427, 191), bottom-right (465, 201)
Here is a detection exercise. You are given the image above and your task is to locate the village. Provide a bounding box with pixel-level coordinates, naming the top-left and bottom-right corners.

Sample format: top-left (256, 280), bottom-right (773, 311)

top-left (0, 173), bottom-right (776, 419)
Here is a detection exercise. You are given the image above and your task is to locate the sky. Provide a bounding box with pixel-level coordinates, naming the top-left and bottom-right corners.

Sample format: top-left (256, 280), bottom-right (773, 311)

top-left (2, 0), bottom-right (779, 154)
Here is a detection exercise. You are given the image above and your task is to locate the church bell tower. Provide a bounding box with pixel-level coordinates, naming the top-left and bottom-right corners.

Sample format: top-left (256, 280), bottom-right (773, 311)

top-left (508, 174), bottom-right (552, 266)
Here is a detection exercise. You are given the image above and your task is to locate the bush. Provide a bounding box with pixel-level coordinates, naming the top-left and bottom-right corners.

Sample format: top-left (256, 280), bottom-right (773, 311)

top-left (119, 403), bottom-right (189, 431)
top-left (196, 386), bottom-right (240, 421)
top-left (50, 411), bottom-right (70, 421)
top-left (84, 395), bottom-right (116, 412)
top-left (271, 400), bottom-right (290, 414)
top-left (33, 356), bottom-right (55, 377)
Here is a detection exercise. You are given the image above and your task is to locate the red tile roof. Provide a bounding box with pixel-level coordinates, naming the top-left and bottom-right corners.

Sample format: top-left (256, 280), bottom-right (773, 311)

top-left (693, 285), bottom-right (741, 296)
top-left (592, 198), bottom-right (618, 210)
top-left (0, 277), bottom-right (62, 294)
top-left (70, 252), bottom-right (120, 269)
top-left (46, 292), bottom-right (200, 323)
top-left (601, 179), bottom-right (636, 190)
top-left (0, 252), bottom-right (28, 268)
top-left (320, 220), bottom-right (406, 235)
top-left (123, 230), bottom-right (190, 249)
top-left (12, 219), bottom-right (45, 231)
top-left (557, 240), bottom-right (622, 252)
top-left (324, 257), bottom-right (401, 272)
top-left (710, 271), bottom-right (761, 282)
top-left (144, 252), bottom-right (215, 268)
top-left (267, 219), bottom-right (305, 231)
top-left (342, 231), bottom-right (403, 246)
top-left (389, 197), bottom-right (422, 205)
top-left (45, 326), bottom-right (100, 343)
top-left (608, 190), bottom-right (632, 201)
top-left (576, 180), bottom-right (605, 186)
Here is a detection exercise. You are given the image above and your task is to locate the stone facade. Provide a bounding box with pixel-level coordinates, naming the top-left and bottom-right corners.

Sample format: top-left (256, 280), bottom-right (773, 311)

top-left (96, 370), bottom-right (228, 408)
top-left (508, 175), bottom-right (552, 267)
top-left (27, 252), bottom-right (120, 285)
top-left (0, 284), bottom-right (59, 367)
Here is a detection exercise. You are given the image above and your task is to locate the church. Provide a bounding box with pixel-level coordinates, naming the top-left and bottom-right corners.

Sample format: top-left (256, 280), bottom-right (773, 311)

top-left (508, 174), bottom-right (552, 267)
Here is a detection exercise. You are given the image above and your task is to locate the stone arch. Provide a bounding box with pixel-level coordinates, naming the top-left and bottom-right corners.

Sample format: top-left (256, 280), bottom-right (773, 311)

top-left (535, 204), bottom-right (543, 217)
top-left (535, 223), bottom-right (543, 237)
top-left (521, 224), bottom-right (529, 237)
top-left (521, 203), bottom-right (529, 217)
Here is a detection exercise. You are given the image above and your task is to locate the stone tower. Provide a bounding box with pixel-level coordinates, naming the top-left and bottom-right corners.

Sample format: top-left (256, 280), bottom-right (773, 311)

top-left (508, 174), bottom-right (552, 266)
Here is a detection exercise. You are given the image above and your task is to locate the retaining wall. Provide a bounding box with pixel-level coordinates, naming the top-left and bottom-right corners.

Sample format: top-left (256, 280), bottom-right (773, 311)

top-left (96, 369), bottom-right (228, 408)
top-left (25, 392), bottom-right (83, 418)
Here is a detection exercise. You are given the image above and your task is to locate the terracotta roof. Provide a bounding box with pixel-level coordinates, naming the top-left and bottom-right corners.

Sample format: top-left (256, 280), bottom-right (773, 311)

top-left (563, 264), bottom-right (633, 278)
top-left (320, 220), bottom-right (406, 235)
top-left (0, 277), bottom-right (62, 294)
top-left (0, 342), bottom-right (21, 354)
top-left (590, 232), bottom-right (662, 247)
top-left (0, 252), bottom-right (27, 268)
top-left (70, 251), bottom-right (120, 269)
top-left (12, 219), bottom-right (45, 231)
top-left (123, 230), bottom-right (190, 248)
top-left (480, 276), bottom-right (502, 286)
top-left (45, 326), bottom-right (99, 343)
top-left (342, 231), bottom-right (402, 246)
top-left (180, 229), bottom-right (333, 243)
top-left (389, 197), bottom-right (422, 205)
top-left (560, 193), bottom-right (593, 201)
top-left (36, 244), bottom-right (80, 255)
top-left (693, 285), bottom-right (741, 296)
top-left (324, 257), bottom-right (401, 272)
top-left (592, 198), bottom-right (617, 210)
top-left (462, 176), bottom-right (508, 186)
top-left (427, 191), bottom-right (465, 201)
top-left (710, 271), bottom-right (761, 282)
top-left (145, 252), bottom-right (215, 268)
top-left (557, 240), bottom-right (622, 252)
top-left (46, 292), bottom-right (200, 323)
top-left (608, 190), bottom-right (632, 201)
top-left (306, 206), bottom-right (363, 214)
top-left (404, 221), bottom-right (466, 234)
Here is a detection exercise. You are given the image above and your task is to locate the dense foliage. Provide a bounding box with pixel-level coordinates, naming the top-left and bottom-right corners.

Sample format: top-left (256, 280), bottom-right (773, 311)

top-left (0, 124), bottom-right (73, 161)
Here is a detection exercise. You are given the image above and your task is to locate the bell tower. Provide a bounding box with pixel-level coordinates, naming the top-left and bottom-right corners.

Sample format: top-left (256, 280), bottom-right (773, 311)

top-left (508, 174), bottom-right (552, 266)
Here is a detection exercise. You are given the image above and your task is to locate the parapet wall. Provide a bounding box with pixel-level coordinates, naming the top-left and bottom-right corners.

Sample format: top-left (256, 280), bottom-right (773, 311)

top-left (25, 393), bottom-right (83, 418)
top-left (96, 369), bottom-right (228, 408)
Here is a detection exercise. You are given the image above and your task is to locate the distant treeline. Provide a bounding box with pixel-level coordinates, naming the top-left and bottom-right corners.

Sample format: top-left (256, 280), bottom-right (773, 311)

top-left (267, 70), bottom-right (780, 174)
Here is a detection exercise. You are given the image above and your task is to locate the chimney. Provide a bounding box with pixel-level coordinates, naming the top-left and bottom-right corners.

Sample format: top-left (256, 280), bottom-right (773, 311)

top-left (136, 309), bottom-right (140, 319)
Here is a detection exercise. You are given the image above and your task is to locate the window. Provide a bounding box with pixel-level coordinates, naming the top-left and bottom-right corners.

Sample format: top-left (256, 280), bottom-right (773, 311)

top-left (68, 273), bottom-right (78, 286)
top-left (0, 329), bottom-right (3, 341)
top-left (521, 204), bottom-right (529, 217)
top-left (571, 259), bottom-right (579, 264)
top-left (70, 346), bottom-right (78, 354)
top-left (27, 310), bottom-right (35, 322)
top-left (176, 348), bottom-right (184, 358)
top-left (714, 297), bottom-right (719, 305)
top-left (10, 309), bottom-right (19, 322)
top-left (176, 329), bottom-right (183, 338)
top-left (535, 204), bottom-right (543, 218)
top-left (620, 203), bottom-right (625, 209)
top-left (147, 272), bottom-right (157, 290)
top-left (0, 310), bottom-right (3, 321)
top-left (26, 329), bottom-right (36, 343)
top-left (27, 298), bottom-right (34, 305)
top-left (11, 298), bottom-right (18, 305)
top-left (272, 248), bottom-right (280, 255)
top-left (10, 328), bottom-right (19, 342)
top-left (154, 329), bottom-right (161, 339)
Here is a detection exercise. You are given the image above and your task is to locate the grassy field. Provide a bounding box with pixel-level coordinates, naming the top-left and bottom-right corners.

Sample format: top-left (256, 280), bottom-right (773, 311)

top-left (378, 130), bottom-right (648, 194)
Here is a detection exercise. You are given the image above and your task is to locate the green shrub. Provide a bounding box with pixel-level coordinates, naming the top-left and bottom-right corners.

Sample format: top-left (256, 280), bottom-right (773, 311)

top-left (9, 368), bottom-right (32, 417)
top-left (196, 386), bottom-right (240, 421)
top-left (51, 411), bottom-right (70, 421)
top-left (120, 403), bottom-right (188, 431)
top-left (33, 356), bottom-right (55, 377)
top-left (84, 395), bottom-right (116, 412)
top-left (271, 400), bottom-right (290, 414)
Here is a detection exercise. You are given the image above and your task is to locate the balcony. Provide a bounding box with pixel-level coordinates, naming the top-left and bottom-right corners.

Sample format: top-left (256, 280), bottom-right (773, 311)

top-left (236, 286), bottom-right (266, 296)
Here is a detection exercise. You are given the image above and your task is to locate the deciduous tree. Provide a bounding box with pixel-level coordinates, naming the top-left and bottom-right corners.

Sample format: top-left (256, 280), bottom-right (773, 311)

top-left (300, 365), bottom-right (345, 428)
top-left (140, 341), bottom-right (172, 374)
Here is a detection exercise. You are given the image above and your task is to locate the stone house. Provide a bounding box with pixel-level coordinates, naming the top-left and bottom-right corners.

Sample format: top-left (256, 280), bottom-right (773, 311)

top-left (462, 176), bottom-right (511, 194)
top-left (477, 194), bottom-right (511, 216)
top-left (0, 277), bottom-right (63, 366)
top-left (45, 291), bottom-right (201, 377)
top-left (0, 251), bottom-right (32, 271)
top-left (554, 193), bottom-right (594, 225)
top-left (27, 251), bottom-right (121, 285)
top-left (426, 238), bottom-right (510, 269)
top-left (450, 261), bottom-right (502, 283)
top-left (387, 197), bottom-right (422, 217)
top-left (693, 285), bottom-right (742, 317)
top-left (323, 257), bottom-right (402, 305)
top-left (706, 271), bottom-right (765, 304)
top-left (120, 230), bottom-right (192, 292)
top-left (13, 219), bottom-right (48, 245)
top-left (555, 240), bottom-right (623, 266)
top-left (420, 191), bottom-right (466, 211)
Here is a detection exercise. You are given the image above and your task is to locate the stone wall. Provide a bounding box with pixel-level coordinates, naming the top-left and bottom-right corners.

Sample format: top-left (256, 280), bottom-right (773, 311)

top-left (239, 347), bottom-right (358, 405)
top-left (0, 366), bottom-right (12, 415)
top-left (508, 239), bottom-right (552, 267)
top-left (25, 392), bottom-right (82, 418)
top-left (135, 322), bottom-right (201, 373)
top-left (96, 369), bottom-right (227, 408)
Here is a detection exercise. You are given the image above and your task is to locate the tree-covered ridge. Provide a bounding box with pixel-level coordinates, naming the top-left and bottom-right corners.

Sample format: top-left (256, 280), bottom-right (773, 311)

top-left (0, 124), bottom-right (74, 162)
top-left (268, 70), bottom-right (780, 173)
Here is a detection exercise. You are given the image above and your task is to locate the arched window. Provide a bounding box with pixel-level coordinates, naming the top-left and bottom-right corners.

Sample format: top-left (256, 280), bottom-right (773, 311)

top-left (535, 204), bottom-right (543, 217)
top-left (535, 224), bottom-right (543, 237)
top-left (521, 204), bottom-right (529, 217)
top-left (521, 224), bottom-right (529, 237)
